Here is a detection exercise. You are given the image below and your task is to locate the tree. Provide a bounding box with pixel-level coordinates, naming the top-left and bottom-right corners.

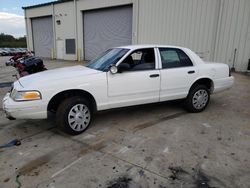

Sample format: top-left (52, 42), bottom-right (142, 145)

top-left (0, 33), bottom-right (27, 48)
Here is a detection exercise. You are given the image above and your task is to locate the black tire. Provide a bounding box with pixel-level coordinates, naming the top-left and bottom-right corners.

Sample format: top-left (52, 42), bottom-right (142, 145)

top-left (56, 96), bottom-right (92, 135)
top-left (185, 84), bottom-right (210, 113)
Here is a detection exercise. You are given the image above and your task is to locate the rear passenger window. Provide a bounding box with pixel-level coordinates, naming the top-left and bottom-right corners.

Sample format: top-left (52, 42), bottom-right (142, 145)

top-left (159, 48), bottom-right (193, 69)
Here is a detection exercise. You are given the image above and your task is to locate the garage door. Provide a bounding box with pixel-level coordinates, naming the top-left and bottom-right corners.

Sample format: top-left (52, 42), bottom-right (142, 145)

top-left (32, 16), bottom-right (53, 58)
top-left (83, 6), bottom-right (132, 60)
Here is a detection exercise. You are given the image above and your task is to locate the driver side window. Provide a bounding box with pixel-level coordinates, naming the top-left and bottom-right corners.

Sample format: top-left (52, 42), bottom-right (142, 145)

top-left (118, 48), bottom-right (155, 72)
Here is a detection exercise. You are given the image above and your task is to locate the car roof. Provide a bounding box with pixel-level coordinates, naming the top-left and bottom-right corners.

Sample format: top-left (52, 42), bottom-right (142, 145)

top-left (117, 44), bottom-right (188, 51)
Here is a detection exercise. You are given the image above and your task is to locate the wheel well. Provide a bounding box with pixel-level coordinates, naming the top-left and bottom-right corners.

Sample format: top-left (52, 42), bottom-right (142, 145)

top-left (47, 89), bottom-right (97, 113)
top-left (190, 78), bottom-right (214, 93)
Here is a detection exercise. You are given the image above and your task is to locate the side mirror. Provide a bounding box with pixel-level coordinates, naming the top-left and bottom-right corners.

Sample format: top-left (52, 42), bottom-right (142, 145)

top-left (110, 65), bottom-right (118, 74)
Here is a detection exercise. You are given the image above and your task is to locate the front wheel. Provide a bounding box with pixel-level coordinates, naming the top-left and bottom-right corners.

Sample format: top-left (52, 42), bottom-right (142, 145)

top-left (185, 85), bottom-right (210, 113)
top-left (56, 96), bottom-right (92, 135)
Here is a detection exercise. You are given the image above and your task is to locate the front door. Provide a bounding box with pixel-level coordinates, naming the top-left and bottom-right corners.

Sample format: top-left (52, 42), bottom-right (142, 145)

top-left (107, 48), bottom-right (161, 108)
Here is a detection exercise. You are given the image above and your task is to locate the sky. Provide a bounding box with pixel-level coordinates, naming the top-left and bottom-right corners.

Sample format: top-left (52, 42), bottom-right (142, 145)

top-left (0, 0), bottom-right (53, 37)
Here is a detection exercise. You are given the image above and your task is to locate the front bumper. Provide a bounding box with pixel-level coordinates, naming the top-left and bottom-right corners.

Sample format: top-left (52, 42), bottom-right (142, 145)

top-left (2, 93), bottom-right (48, 119)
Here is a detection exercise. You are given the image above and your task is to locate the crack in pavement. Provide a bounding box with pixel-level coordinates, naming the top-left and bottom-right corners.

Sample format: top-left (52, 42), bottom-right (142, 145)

top-left (133, 111), bottom-right (187, 132)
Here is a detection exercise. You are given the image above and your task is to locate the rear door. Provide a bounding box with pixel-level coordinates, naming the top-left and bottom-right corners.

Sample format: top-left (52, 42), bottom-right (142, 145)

top-left (107, 48), bottom-right (161, 108)
top-left (158, 48), bottom-right (198, 101)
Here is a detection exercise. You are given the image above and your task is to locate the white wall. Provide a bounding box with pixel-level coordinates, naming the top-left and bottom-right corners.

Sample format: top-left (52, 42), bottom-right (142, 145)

top-left (135, 0), bottom-right (250, 71)
top-left (214, 0), bottom-right (250, 71)
top-left (24, 0), bottom-right (250, 70)
top-left (25, 5), bottom-right (53, 52)
top-left (25, 2), bottom-right (77, 60)
top-left (54, 1), bottom-right (76, 60)
top-left (137, 0), bottom-right (220, 61)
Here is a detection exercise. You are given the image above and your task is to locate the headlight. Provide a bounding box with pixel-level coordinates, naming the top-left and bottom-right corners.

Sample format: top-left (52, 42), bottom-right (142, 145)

top-left (12, 90), bottom-right (41, 101)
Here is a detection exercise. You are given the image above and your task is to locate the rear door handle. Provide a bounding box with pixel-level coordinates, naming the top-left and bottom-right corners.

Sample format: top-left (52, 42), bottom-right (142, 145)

top-left (149, 74), bottom-right (159, 78)
top-left (188, 70), bottom-right (195, 74)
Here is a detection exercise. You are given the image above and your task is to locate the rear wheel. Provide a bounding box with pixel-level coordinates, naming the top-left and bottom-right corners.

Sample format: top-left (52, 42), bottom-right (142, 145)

top-left (185, 85), bottom-right (210, 113)
top-left (56, 96), bottom-right (92, 135)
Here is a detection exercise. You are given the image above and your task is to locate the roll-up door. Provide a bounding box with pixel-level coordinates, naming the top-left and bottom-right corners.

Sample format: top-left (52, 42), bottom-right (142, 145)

top-left (83, 6), bottom-right (132, 60)
top-left (32, 16), bottom-right (53, 58)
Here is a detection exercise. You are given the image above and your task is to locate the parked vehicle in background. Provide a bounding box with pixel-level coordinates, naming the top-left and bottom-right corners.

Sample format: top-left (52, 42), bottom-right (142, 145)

top-left (5, 51), bottom-right (46, 77)
top-left (8, 48), bottom-right (16, 56)
top-left (0, 48), bottom-right (9, 56)
top-left (5, 51), bottom-right (31, 66)
top-left (15, 56), bottom-right (47, 77)
top-left (2, 45), bottom-right (234, 135)
top-left (22, 48), bottom-right (28, 53)
top-left (0, 48), bottom-right (28, 56)
top-left (2, 48), bottom-right (11, 56)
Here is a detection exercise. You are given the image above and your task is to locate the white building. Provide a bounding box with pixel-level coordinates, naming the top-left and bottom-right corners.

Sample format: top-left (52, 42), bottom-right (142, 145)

top-left (23, 0), bottom-right (250, 71)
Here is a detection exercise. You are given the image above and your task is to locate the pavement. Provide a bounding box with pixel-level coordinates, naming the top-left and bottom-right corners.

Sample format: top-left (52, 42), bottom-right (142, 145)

top-left (0, 56), bottom-right (250, 188)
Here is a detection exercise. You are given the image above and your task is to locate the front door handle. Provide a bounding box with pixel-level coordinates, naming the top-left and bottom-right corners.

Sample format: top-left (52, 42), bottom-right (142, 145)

top-left (188, 70), bottom-right (195, 74)
top-left (149, 74), bottom-right (159, 78)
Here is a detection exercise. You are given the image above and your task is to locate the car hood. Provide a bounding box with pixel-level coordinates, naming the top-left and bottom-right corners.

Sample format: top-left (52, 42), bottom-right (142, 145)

top-left (16, 65), bottom-right (101, 88)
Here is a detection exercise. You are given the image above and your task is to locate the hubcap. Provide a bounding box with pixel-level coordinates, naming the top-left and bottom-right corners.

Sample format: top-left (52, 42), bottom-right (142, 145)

top-left (68, 104), bottom-right (91, 132)
top-left (192, 89), bottom-right (208, 109)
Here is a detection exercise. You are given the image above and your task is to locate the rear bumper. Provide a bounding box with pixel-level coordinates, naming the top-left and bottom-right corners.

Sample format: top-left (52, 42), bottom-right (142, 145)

top-left (2, 93), bottom-right (47, 119)
top-left (213, 76), bottom-right (234, 93)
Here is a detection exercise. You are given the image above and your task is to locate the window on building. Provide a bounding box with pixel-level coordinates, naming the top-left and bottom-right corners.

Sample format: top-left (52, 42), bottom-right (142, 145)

top-left (65, 39), bottom-right (76, 54)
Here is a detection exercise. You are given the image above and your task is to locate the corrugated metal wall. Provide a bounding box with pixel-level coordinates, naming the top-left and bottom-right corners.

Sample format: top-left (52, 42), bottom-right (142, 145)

top-left (25, 0), bottom-right (250, 70)
top-left (137, 0), bottom-right (220, 60)
top-left (137, 0), bottom-right (250, 71)
top-left (214, 0), bottom-right (250, 71)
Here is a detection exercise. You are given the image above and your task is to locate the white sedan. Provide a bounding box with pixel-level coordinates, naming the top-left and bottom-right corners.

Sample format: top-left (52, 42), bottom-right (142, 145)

top-left (3, 45), bottom-right (234, 135)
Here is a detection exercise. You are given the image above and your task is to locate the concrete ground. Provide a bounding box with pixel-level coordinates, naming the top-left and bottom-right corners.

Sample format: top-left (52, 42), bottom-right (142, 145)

top-left (0, 56), bottom-right (250, 188)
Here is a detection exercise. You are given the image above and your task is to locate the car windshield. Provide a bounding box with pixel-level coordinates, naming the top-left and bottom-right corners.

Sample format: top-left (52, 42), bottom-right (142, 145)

top-left (86, 48), bottom-right (129, 71)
